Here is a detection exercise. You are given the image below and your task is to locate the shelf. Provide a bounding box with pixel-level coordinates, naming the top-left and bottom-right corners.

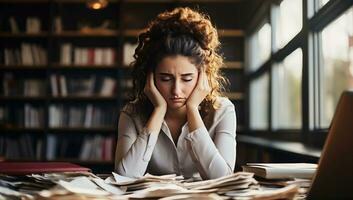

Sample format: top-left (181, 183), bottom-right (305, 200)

top-left (123, 29), bottom-right (145, 37)
top-left (0, 32), bottom-right (49, 38)
top-left (53, 0), bottom-right (119, 3)
top-left (218, 29), bottom-right (244, 37)
top-left (0, 96), bottom-right (46, 102)
top-left (52, 0), bottom-right (243, 3)
top-left (222, 61), bottom-right (243, 69)
top-left (53, 159), bottom-right (114, 165)
top-left (0, 0), bottom-right (49, 3)
top-left (0, 127), bottom-right (44, 133)
top-left (0, 29), bottom-right (244, 38)
top-left (48, 127), bottom-right (117, 133)
top-left (48, 96), bottom-right (118, 102)
top-left (51, 64), bottom-right (120, 70)
top-left (53, 31), bottom-right (119, 37)
top-left (237, 135), bottom-right (321, 160)
top-left (122, 28), bottom-right (244, 37)
top-left (225, 92), bottom-right (244, 100)
top-left (121, 0), bottom-right (244, 3)
top-left (0, 65), bottom-right (47, 70)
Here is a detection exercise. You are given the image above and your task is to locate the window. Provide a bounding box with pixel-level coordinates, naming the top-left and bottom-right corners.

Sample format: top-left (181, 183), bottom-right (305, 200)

top-left (250, 73), bottom-right (269, 130)
top-left (246, 0), bottom-right (352, 146)
top-left (248, 23), bottom-right (271, 71)
top-left (272, 48), bottom-right (303, 130)
top-left (275, 0), bottom-right (302, 49)
top-left (319, 7), bottom-right (353, 128)
top-left (319, 0), bottom-right (330, 9)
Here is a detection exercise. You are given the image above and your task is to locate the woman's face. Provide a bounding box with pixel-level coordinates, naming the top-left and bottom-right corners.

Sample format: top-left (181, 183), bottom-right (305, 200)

top-left (155, 55), bottom-right (199, 111)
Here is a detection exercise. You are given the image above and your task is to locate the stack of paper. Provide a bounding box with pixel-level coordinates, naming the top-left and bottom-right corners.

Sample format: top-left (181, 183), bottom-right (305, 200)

top-left (242, 163), bottom-right (318, 179)
top-left (182, 172), bottom-right (259, 194)
top-left (0, 171), bottom-right (303, 200)
top-left (108, 172), bottom-right (184, 192)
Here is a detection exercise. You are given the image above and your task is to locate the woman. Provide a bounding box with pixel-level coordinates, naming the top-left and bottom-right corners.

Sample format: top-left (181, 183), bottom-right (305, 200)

top-left (115, 7), bottom-right (237, 180)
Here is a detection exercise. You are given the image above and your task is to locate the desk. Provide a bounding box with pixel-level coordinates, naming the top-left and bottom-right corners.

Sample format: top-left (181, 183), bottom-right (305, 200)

top-left (0, 171), bottom-right (306, 200)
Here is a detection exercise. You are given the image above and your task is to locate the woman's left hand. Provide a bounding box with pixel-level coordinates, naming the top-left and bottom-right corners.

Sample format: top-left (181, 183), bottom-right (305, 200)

top-left (186, 68), bottom-right (211, 109)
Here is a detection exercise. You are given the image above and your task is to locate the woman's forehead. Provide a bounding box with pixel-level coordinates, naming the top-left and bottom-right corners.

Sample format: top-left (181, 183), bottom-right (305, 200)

top-left (156, 55), bottom-right (198, 73)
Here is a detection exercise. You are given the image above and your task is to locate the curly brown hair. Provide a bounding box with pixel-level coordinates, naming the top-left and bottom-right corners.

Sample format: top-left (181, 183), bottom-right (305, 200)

top-left (126, 7), bottom-right (228, 120)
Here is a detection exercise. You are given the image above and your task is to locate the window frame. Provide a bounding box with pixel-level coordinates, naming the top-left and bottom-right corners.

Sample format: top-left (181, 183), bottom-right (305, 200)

top-left (245, 0), bottom-right (353, 148)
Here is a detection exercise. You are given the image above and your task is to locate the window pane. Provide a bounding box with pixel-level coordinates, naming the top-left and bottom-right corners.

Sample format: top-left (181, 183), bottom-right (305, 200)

top-left (248, 23), bottom-right (271, 71)
top-left (320, 7), bottom-right (353, 128)
top-left (272, 48), bottom-right (302, 129)
top-left (250, 73), bottom-right (269, 130)
top-left (275, 0), bottom-right (302, 49)
top-left (319, 0), bottom-right (329, 9)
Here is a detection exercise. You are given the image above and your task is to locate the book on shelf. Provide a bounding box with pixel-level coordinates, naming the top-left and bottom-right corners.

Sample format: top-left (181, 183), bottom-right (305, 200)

top-left (242, 163), bottom-right (318, 179)
top-left (49, 75), bottom-right (116, 97)
top-left (24, 104), bottom-right (44, 128)
top-left (54, 16), bottom-right (62, 33)
top-left (23, 79), bottom-right (46, 97)
top-left (9, 16), bottom-right (19, 33)
top-left (45, 134), bottom-right (114, 161)
top-left (100, 77), bottom-right (116, 97)
top-left (49, 104), bottom-right (117, 128)
top-left (0, 134), bottom-right (42, 160)
top-left (50, 75), bottom-right (59, 97)
top-left (3, 75), bottom-right (45, 97)
top-left (3, 43), bottom-right (47, 66)
top-left (26, 17), bottom-right (41, 33)
top-left (60, 43), bottom-right (72, 65)
top-left (60, 44), bottom-right (115, 66)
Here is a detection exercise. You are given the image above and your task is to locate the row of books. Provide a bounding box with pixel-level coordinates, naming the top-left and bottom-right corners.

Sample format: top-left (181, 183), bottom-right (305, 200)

top-left (60, 44), bottom-right (116, 66)
top-left (50, 75), bottom-right (117, 97)
top-left (1, 43), bottom-right (137, 67)
top-left (2, 73), bottom-right (46, 97)
top-left (48, 104), bottom-right (117, 128)
top-left (0, 134), bottom-right (42, 160)
top-left (0, 105), bottom-right (44, 128)
top-left (46, 135), bottom-right (114, 161)
top-left (24, 104), bottom-right (44, 128)
top-left (3, 43), bottom-right (48, 65)
top-left (0, 134), bottom-right (115, 161)
top-left (8, 16), bottom-right (41, 33)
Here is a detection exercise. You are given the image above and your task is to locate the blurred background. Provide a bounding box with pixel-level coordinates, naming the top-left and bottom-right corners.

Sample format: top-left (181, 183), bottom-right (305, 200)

top-left (0, 0), bottom-right (352, 173)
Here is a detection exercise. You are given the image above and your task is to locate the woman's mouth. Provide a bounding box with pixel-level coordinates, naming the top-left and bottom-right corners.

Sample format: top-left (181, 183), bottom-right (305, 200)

top-left (170, 98), bottom-right (185, 103)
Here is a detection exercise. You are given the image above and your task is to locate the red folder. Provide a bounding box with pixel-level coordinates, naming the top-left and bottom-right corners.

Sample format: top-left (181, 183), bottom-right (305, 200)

top-left (0, 162), bottom-right (90, 175)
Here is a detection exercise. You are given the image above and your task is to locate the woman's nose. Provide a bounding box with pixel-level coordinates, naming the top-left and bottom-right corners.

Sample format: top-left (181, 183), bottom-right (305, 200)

top-left (172, 81), bottom-right (182, 96)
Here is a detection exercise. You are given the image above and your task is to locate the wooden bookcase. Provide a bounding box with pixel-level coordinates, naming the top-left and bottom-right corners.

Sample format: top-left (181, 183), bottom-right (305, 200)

top-left (0, 0), bottom-right (247, 173)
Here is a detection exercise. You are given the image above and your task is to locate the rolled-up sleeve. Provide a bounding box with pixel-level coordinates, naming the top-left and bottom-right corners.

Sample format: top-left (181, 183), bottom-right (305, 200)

top-left (184, 105), bottom-right (237, 180)
top-left (115, 112), bottom-right (159, 178)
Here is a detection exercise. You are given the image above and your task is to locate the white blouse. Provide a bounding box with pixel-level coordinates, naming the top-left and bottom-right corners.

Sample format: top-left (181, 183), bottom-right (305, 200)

top-left (115, 97), bottom-right (237, 180)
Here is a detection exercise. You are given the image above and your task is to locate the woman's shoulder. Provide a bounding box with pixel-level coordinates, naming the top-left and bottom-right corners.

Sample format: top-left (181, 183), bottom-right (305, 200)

top-left (215, 96), bottom-right (235, 110)
top-left (121, 103), bottom-right (139, 119)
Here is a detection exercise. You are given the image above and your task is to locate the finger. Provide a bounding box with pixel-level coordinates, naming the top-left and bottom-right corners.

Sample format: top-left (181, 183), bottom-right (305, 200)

top-left (147, 72), bottom-right (153, 87)
top-left (201, 70), bottom-right (208, 88)
top-left (197, 69), bottom-right (204, 86)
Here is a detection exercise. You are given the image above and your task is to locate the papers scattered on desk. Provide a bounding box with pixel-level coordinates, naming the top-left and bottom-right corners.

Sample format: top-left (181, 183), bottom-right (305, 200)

top-left (242, 163), bottom-right (318, 179)
top-left (0, 171), bottom-right (303, 200)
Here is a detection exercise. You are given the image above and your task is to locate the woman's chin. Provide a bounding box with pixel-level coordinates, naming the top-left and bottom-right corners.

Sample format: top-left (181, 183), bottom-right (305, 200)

top-left (168, 102), bottom-right (186, 110)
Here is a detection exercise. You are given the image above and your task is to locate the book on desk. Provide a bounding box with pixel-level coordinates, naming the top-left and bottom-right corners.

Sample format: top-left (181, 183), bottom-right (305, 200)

top-left (0, 162), bottom-right (90, 175)
top-left (242, 163), bottom-right (317, 179)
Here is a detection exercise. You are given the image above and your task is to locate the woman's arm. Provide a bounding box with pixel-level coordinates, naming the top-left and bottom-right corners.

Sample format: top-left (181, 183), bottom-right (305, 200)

top-left (186, 70), bottom-right (236, 179)
top-left (115, 72), bottom-right (166, 177)
top-left (114, 111), bottom-right (163, 178)
top-left (185, 104), bottom-right (237, 180)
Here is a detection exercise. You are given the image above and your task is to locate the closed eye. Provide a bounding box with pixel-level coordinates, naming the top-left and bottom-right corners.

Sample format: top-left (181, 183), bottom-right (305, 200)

top-left (160, 77), bottom-right (172, 81)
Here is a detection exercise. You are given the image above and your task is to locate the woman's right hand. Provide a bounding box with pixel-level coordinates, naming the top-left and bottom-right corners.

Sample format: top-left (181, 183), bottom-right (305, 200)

top-left (144, 72), bottom-right (167, 110)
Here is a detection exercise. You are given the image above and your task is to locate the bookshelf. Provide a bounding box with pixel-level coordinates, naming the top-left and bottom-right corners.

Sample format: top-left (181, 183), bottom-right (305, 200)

top-left (0, 0), bottom-right (247, 172)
